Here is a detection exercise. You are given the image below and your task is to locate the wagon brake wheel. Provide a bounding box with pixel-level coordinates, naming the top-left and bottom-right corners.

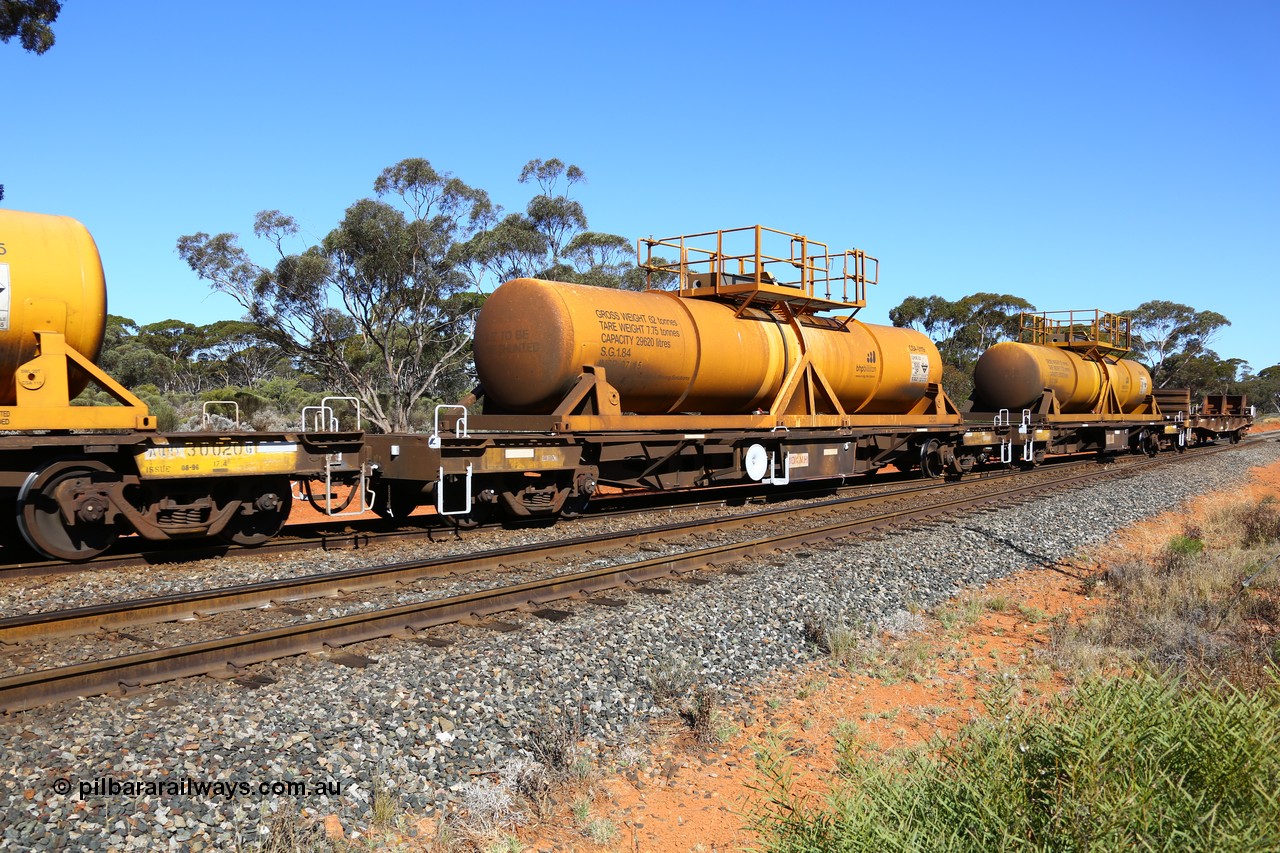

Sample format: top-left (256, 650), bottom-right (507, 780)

top-left (219, 478), bottom-right (293, 546)
top-left (18, 460), bottom-right (121, 562)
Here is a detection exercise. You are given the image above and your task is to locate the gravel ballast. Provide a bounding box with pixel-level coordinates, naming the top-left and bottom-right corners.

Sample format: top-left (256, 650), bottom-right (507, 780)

top-left (2, 440), bottom-right (1277, 849)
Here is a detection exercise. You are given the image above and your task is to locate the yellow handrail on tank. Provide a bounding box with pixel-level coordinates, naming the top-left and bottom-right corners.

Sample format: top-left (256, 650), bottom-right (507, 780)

top-left (637, 225), bottom-right (876, 315)
top-left (1019, 309), bottom-right (1132, 354)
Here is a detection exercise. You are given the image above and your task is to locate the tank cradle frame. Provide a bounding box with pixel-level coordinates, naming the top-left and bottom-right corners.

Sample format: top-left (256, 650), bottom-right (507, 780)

top-left (1, 329), bottom-right (367, 561)
top-left (3, 330), bottom-right (154, 431)
top-left (467, 363), bottom-right (963, 433)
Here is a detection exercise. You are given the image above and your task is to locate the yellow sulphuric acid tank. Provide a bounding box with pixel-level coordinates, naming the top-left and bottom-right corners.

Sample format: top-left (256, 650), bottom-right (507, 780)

top-left (972, 340), bottom-right (1153, 414)
top-left (0, 209), bottom-right (108, 405)
top-left (473, 278), bottom-right (943, 415)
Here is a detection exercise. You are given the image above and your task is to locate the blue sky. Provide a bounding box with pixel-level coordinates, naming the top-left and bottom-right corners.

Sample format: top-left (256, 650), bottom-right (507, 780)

top-left (3, 1), bottom-right (1276, 372)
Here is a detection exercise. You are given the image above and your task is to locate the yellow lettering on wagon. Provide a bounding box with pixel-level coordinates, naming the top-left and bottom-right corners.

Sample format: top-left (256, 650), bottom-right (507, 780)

top-left (134, 441), bottom-right (302, 478)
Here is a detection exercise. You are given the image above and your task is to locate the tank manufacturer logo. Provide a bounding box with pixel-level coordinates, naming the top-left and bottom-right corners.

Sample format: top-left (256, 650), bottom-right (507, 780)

top-left (0, 263), bottom-right (10, 331)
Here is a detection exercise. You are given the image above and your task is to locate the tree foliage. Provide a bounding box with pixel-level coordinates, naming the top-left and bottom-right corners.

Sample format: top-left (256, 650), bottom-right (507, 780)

top-left (1240, 365), bottom-right (1280, 414)
top-left (461, 158), bottom-right (645, 290)
top-left (0, 0), bottom-right (60, 54)
top-left (889, 292), bottom-right (1034, 369)
top-left (1125, 300), bottom-right (1230, 388)
top-left (177, 157), bottom-right (643, 433)
top-left (82, 315), bottom-right (313, 431)
top-left (178, 159), bottom-right (493, 433)
top-left (95, 315), bottom-right (292, 399)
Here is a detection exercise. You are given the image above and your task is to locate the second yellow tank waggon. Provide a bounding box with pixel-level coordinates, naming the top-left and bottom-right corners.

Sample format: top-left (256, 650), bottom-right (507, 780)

top-left (973, 340), bottom-right (1153, 414)
top-left (473, 278), bottom-right (944, 416)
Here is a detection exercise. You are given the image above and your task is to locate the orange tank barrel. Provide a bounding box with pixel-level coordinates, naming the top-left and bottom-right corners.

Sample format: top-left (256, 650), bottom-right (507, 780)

top-left (973, 341), bottom-right (1152, 413)
top-left (0, 209), bottom-right (108, 405)
top-left (473, 278), bottom-right (943, 416)
top-left (1104, 357), bottom-right (1153, 412)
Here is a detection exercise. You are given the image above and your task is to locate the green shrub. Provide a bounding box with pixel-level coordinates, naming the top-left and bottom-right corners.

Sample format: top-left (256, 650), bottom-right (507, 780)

top-left (751, 672), bottom-right (1280, 852)
top-left (1160, 533), bottom-right (1204, 574)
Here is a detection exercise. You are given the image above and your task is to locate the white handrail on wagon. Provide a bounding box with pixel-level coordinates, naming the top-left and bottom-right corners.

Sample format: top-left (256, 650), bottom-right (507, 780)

top-left (996, 409), bottom-right (1013, 464)
top-left (1020, 409), bottom-right (1035, 463)
top-left (429, 404), bottom-right (470, 449)
top-left (436, 463), bottom-right (474, 516)
top-left (297, 396), bottom-right (369, 518)
top-left (762, 451), bottom-right (791, 486)
top-left (201, 400), bottom-right (241, 430)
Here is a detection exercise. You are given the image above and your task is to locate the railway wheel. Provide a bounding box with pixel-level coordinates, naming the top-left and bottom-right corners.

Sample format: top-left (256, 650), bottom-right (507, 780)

top-left (1144, 431), bottom-right (1161, 457)
top-left (17, 460), bottom-right (121, 562)
top-left (372, 481), bottom-right (420, 521)
top-left (219, 478), bottom-right (293, 546)
top-left (919, 439), bottom-right (946, 479)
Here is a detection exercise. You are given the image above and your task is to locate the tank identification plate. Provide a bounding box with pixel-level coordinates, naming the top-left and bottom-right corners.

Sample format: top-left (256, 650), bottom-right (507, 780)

top-left (0, 263), bottom-right (10, 331)
top-left (134, 440), bottom-right (302, 478)
top-left (909, 353), bottom-right (930, 383)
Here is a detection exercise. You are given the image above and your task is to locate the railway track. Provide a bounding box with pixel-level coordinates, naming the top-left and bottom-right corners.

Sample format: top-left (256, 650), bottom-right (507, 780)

top-left (0, 466), bottom-right (1056, 643)
top-left (2, 444), bottom-right (1247, 713)
top-left (0, 449), bottom-right (1179, 579)
top-left (0, 469), bottom-right (941, 578)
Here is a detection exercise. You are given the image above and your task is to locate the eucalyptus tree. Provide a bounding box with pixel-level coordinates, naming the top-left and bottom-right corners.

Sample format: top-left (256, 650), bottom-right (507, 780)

top-left (889, 292), bottom-right (1033, 369)
top-left (0, 0), bottom-right (60, 54)
top-left (461, 158), bottom-right (641, 289)
top-left (1124, 300), bottom-right (1230, 388)
top-left (177, 158), bottom-right (493, 433)
top-left (1241, 365), bottom-right (1280, 414)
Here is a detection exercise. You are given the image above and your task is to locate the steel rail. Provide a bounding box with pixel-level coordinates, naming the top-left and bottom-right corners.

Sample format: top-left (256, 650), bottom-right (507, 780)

top-left (0, 468), bottom-right (929, 578)
top-left (0, 447), bottom-right (1231, 643)
top-left (0, 445), bottom-right (1143, 578)
top-left (0, 454), bottom-right (1199, 712)
top-left (0, 470), bottom-right (1011, 642)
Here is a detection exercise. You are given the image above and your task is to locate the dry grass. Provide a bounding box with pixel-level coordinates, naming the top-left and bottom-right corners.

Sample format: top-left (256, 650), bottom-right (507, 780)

top-left (1056, 495), bottom-right (1280, 687)
top-left (752, 490), bottom-right (1280, 851)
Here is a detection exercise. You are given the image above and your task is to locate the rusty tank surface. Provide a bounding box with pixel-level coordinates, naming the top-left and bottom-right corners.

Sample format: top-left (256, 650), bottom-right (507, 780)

top-left (0, 209), bottom-right (108, 405)
top-left (972, 310), bottom-right (1153, 414)
top-left (474, 277), bottom-right (943, 416)
top-left (973, 341), bottom-right (1153, 413)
